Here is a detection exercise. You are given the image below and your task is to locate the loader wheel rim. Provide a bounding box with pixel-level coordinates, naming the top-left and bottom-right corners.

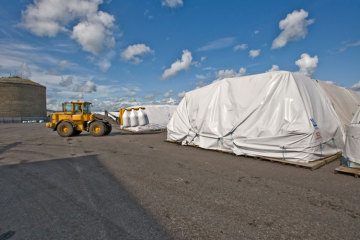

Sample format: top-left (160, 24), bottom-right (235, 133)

top-left (93, 125), bottom-right (101, 133)
top-left (61, 126), bottom-right (69, 133)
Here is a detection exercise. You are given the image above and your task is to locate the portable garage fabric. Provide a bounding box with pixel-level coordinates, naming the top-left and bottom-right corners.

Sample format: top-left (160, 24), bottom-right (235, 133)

top-left (343, 107), bottom-right (360, 168)
top-left (351, 107), bottom-right (360, 124)
top-left (167, 71), bottom-right (344, 163)
top-left (350, 90), bottom-right (360, 104)
top-left (317, 81), bottom-right (360, 128)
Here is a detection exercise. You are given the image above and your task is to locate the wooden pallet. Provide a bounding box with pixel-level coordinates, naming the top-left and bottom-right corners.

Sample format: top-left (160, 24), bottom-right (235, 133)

top-left (256, 153), bottom-right (341, 170)
top-left (334, 166), bottom-right (360, 178)
top-left (165, 140), bottom-right (341, 170)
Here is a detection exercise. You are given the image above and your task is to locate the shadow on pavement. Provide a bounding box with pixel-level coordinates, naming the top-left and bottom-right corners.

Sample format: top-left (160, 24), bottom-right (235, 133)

top-left (0, 155), bottom-right (171, 240)
top-left (0, 231), bottom-right (15, 240)
top-left (0, 142), bottom-right (21, 154)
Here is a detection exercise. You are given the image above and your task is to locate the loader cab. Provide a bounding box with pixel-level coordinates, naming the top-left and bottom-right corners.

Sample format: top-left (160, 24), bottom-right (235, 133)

top-left (62, 101), bottom-right (92, 115)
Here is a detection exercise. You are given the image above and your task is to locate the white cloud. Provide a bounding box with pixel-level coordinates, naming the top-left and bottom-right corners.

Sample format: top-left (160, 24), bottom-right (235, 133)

top-left (233, 44), bottom-right (248, 51)
top-left (73, 93), bottom-right (84, 99)
top-left (195, 74), bottom-right (210, 80)
top-left (178, 91), bottom-right (186, 98)
top-left (203, 66), bottom-right (217, 71)
top-left (144, 9), bottom-right (153, 20)
top-left (339, 40), bottom-right (360, 53)
top-left (22, 0), bottom-right (115, 55)
top-left (73, 80), bottom-right (97, 93)
top-left (47, 98), bottom-right (61, 111)
top-left (121, 44), bottom-right (154, 64)
top-left (295, 53), bottom-right (318, 77)
top-left (15, 62), bottom-right (32, 79)
top-left (195, 81), bottom-right (207, 89)
top-left (254, 30), bottom-right (260, 35)
top-left (161, 49), bottom-right (192, 79)
top-left (59, 60), bottom-right (75, 70)
top-left (272, 9), bottom-right (314, 49)
top-left (215, 67), bottom-right (246, 80)
top-left (59, 76), bottom-right (73, 87)
top-left (71, 12), bottom-right (115, 55)
top-left (164, 89), bottom-right (175, 97)
top-left (96, 50), bottom-right (115, 72)
top-left (200, 56), bottom-right (206, 62)
top-left (144, 94), bottom-right (155, 100)
top-left (192, 61), bottom-right (201, 67)
top-left (197, 37), bottom-right (235, 51)
top-left (267, 65), bottom-right (280, 72)
top-left (249, 49), bottom-right (261, 58)
top-left (351, 81), bottom-right (360, 91)
top-left (161, 0), bottom-right (183, 8)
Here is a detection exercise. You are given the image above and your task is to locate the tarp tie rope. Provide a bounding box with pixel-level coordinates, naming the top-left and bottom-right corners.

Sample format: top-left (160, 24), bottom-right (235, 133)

top-left (187, 129), bottom-right (198, 144)
top-left (282, 146), bottom-right (286, 160)
top-left (229, 131), bottom-right (234, 141)
top-left (332, 138), bottom-right (337, 149)
top-left (320, 143), bottom-right (323, 156)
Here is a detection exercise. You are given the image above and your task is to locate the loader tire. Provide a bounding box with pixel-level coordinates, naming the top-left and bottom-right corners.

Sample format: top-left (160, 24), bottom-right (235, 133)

top-left (57, 122), bottom-right (74, 137)
top-left (90, 121), bottom-right (106, 137)
top-left (104, 123), bottom-right (112, 135)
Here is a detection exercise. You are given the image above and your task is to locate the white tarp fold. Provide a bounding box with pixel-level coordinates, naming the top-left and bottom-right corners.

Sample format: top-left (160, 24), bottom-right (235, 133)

top-left (351, 107), bottom-right (360, 124)
top-left (167, 71), bottom-right (344, 163)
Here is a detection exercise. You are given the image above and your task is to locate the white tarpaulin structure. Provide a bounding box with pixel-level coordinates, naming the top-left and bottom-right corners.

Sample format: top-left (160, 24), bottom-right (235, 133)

top-left (344, 107), bottom-right (360, 168)
top-left (317, 81), bottom-right (360, 129)
top-left (351, 107), bottom-right (360, 124)
top-left (167, 71), bottom-right (349, 163)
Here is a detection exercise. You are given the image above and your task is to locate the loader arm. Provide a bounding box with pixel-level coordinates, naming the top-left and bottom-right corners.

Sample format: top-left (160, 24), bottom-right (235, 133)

top-left (92, 111), bottom-right (120, 126)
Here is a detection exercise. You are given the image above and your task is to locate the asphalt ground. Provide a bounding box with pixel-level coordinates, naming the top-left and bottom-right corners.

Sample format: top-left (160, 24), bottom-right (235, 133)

top-left (0, 123), bottom-right (359, 240)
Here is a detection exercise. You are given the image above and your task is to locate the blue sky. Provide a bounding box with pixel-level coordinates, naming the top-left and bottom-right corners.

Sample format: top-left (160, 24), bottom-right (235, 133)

top-left (0, 0), bottom-right (359, 110)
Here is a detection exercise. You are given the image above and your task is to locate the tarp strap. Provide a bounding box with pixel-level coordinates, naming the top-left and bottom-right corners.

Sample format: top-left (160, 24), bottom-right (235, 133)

top-left (341, 157), bottom-right (350, 167)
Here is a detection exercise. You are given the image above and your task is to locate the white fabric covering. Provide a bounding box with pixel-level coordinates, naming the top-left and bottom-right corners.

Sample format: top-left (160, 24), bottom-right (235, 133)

top-left (167, 71), bottom-right (344, 163)
top-left (351, 107), bottom-right (360, 124)
top-left (343, 107), bottom-right (360, 168)
top-left (344, 124), bottom-right (360, 168)
top-left (318, 81), bottom-right (360, 129)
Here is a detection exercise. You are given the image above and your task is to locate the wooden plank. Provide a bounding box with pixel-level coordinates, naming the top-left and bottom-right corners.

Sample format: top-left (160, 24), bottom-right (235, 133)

top-left (165, 140), bottom-right (341, 170)
top-left (334, 166), bottom-right (360, 178)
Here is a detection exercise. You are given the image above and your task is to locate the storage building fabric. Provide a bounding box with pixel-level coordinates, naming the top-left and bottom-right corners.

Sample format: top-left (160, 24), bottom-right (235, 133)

top-left (167, 71), bottom-right (345, 163)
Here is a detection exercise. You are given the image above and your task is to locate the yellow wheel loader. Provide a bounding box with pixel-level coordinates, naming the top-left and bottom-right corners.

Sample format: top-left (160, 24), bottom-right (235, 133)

top-left (46, 101), bottom-right (147, 137)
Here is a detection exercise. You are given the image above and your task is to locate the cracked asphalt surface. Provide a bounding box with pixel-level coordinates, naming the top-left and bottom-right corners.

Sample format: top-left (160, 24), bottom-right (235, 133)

top-left (0, 123), bottom-right (359, 240)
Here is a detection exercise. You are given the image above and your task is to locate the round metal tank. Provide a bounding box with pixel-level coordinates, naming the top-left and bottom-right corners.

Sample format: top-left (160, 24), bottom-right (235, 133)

top-left (0, 77), bottom-right (46, 122)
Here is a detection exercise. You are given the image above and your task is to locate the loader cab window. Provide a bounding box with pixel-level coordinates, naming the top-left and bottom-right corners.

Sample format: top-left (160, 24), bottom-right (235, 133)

top-left (83, 103), bottom-right (91, 114)
top-left (74, 103), bottom-right (82, 114)
top-left (63, 103), bottom-right (73, 113)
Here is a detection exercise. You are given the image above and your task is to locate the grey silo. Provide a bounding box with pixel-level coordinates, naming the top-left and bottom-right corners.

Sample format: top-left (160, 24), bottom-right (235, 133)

top-left (0, 77), bottom-right (47, 122)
